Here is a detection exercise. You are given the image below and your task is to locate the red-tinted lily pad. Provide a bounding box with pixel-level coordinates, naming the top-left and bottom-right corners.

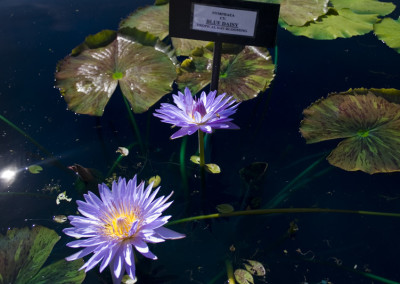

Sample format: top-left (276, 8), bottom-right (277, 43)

top-left (300, 89), bottom-right (400, 174)
top-left (55, 28), bottom-right (176, 115)
top-left (177, 46), bottom-right (275, 100)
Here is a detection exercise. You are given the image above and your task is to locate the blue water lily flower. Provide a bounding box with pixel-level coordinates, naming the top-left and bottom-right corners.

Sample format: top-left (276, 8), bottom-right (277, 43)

top-left (63, 176), bottom-right (185, 283)
top-left (154, 87), bottom-right (240, 139)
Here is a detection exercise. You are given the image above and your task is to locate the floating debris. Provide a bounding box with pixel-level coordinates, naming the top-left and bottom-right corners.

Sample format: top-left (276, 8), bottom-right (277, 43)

top-left (53, 215), bottom-right (68, 223)
top-left (56, 191), bottom-right (72, 205)
top-left (122, 275), bottom-right (137, 284)
top-left (116, 147), bottom-right (129, 156)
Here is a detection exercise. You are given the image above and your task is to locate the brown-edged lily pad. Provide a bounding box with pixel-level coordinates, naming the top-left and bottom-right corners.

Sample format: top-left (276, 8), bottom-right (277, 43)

top-left (119, 3), bottom-right (209, 56)
top-left (177, 46), bottom-right (275, 100)
top-left (374, 17), bottom-right (400, 54)
top-left (119, 4), bottom-right (170, 40)
top-left (0, 226), bottom-right (85, 283)
top-left (55, 28), bottom-right (176, 115)
top-left (300, 89), bottom-right (400, 174)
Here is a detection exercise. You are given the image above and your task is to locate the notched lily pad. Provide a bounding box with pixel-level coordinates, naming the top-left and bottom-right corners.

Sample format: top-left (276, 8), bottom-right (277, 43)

top-left (300, 89), bottom-right (400, 174)
top-left (243, 259), bottom-right (266, 276)
top-left (374, 17), bottom-right (400, 53)
top-left (177, 46), bottom-right (275, 100)
top-left (55, 28), bottom-right (176, 115)
top-left (28, 165), bottom-right (43, 174)
top-left (234, 269), bottom-right (254, 284)
top-left (148, 175), bottom-right (161, 188)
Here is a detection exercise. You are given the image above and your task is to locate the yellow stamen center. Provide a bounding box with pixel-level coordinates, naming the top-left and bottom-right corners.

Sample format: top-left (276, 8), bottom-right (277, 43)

top-left (103, 212), bottom-right (137, 239)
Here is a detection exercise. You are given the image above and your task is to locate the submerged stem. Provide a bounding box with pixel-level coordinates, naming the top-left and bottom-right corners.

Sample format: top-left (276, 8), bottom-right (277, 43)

top-left (122, 96), bottom-right (144, 154)
top-left (167, 208), bottom-right (400, 226)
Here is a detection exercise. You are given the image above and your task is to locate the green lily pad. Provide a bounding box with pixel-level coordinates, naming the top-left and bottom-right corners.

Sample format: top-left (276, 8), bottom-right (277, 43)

top-left (331, 0), bottom-right (396, 16)
top-left (28, 165), bottom-right (43, 174)
top-left (374, 17), bottom-right (400, 53)
top-left (55, 28), bottom-right (176, 115)
top-left (216, 203), bottom-right (234, 213)
top-left (205, 163), bottom-right (221, 174)
top-left (234, 269), bottom-right (254, 284)
top-left (300, 89), bottom-right (400, 174)
top-left (0, 226), bottom-right (60, 283)
top-left (279, 0), bottom-right (329, 26)
top-left (30, 259), bottom-right (85, 284)
top-left (280, 8), bottom-right (379, 39)
top-left (119, 4), bottom-right (170, 40)
top-left (190, 155), bottom-right (201, 164)
top-left (177, 46), bottom-right (275, 101)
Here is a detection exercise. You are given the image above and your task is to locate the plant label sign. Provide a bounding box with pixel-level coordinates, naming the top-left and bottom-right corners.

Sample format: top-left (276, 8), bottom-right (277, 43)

top-left (169, 0), bottom-right (280, 47)
top-left (192, 4), bottom-right (258, 37)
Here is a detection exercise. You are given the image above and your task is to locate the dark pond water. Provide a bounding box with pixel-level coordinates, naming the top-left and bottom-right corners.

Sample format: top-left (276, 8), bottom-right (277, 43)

top-left (1, 0), bottom-right (400, 283)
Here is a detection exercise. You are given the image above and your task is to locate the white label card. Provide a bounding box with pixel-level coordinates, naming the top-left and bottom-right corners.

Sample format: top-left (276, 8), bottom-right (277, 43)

top-left (192, 4), bottom-right (258, 37)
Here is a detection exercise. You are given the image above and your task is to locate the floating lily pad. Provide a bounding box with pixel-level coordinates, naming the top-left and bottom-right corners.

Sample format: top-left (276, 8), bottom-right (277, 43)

top-left (177, 46), bottom-right (275, 100)
top-left (216, 203), bottom-right (234, 213)
top-left (234, 269), bottom-right (254, 284)
top-left (171, 38), bottom-right (210, 56)
top-left (148, 175), bottom-right (161, 188)
top-left (279, 0), bottom-right (329, 26)
top-left (55, 28), bottom-right (176, 115)
top-left (30, 258), bottom-right (85, 284)
top-left (190, 155), bottom-right (201, 164)
top-left (300, 89), bottom-right (400, 174)
top-left (331, 0), bottom-right (396, 16)
top-left (244, 259), bottom-right (266, 276)
top-left (205, 163), bottom-right (221, 174)
top-left (280, 8), bottom-right (379, 39)
top-left (0, 226), bottom-right (85, 283)
top-left (28, 164), bottom-right (43, 174)
top-left (119, 4), bottom-right (170, 40)
top-left (374, 17), bottom-right (400, 53)
top-left (119, 3), bottom-right (209, 56)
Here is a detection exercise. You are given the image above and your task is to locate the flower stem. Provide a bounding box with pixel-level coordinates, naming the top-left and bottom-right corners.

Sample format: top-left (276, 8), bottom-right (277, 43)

top-left (198, 130), bottom-right (205, 167)
top-left (0, 114), bottom-right (69, 173)
top-left (180, 136), bottom-right (189, 204)
top-left (122, 96), bottom-right (144, 154)
top-left (225, 259), bottom-right (235, 284)
top-left (167, 208), bottom-right (400, 226)
top-left (198, 130), bottom-right (206, 204)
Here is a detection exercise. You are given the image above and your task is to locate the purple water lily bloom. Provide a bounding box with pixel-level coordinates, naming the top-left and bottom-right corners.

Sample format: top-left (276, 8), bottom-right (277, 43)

top-left (63, 176), bottom-right (185, 284)
top-left (154, 87), bottom-right (239, 139)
